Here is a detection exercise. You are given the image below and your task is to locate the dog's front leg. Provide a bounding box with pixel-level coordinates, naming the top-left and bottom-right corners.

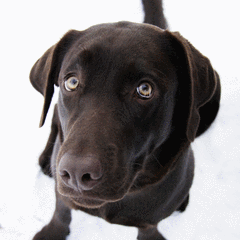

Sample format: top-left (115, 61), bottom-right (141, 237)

top-left (33, 190), bottom-right (72, 240)
top-left (38, 105), bottom-right (59, 177)
top-left (137, 225), bottom-right (166, 240)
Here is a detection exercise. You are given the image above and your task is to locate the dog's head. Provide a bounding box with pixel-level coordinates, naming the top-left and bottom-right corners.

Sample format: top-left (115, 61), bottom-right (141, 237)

top-left (30, 22), bottom-right (220, 208)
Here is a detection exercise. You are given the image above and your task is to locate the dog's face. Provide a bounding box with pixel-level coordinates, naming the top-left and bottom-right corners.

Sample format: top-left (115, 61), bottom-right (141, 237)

top-left (56, 23), bottom-right (177, 207)
top-left (30, 22), bottom-right (219, 208)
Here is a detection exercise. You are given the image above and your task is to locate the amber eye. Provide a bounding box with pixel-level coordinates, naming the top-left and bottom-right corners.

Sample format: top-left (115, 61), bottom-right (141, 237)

top-left (65, 77), bottom-right (79, 91)
top-left (136, 82), bottom-right (153, 99)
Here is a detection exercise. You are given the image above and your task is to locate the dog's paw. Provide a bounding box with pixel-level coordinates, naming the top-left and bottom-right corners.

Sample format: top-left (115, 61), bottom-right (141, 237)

top-left (33, 224), bottom-right (70, 240)
top-left (137, 226), bottom-right (166, 240)
top-left (39, 153), bottom-right (52, 177)
top-left (177, 194), bottom-right (189, 213)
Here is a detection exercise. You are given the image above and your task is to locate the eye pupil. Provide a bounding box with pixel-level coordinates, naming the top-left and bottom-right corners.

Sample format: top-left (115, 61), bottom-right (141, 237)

top-left (71, 78), bottom-right (77, 85)
top-left (65, 77), bottom-right (79, 91)
top-left (137, 82), bottom-right (153, 98)
top-left (141, 84), bottom-right (149, 92)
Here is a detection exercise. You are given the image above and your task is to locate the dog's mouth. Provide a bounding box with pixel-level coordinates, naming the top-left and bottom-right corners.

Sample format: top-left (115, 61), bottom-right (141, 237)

top-left (59, 187), bottom-right (128, 208)
top-left (70, 195), bottom-right (107, 208)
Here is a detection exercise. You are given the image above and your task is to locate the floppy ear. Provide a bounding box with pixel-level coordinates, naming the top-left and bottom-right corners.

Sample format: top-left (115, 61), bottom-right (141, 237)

top-left (30, 30), bottom-right (81, 127)
top-left (131, 31), bottom-right (221, 187)
top-left (167, 31), bottom-right (221, 142)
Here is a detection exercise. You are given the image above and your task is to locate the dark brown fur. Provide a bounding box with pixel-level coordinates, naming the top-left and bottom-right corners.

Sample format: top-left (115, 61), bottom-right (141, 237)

top-left (30, 1), bottom-right (220, 239)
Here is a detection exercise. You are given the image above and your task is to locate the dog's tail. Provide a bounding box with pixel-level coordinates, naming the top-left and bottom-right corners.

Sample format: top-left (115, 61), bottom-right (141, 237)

top-left (142, 0), bottom-right (168, 29)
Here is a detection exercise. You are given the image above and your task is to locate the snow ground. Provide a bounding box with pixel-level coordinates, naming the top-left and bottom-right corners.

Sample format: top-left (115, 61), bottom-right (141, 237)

top-left (0, 0), bottom-right (239, 239)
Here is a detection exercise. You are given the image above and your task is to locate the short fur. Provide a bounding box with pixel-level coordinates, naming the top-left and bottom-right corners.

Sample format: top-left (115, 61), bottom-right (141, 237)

top-left (30, 1), bottom-right (220, 239)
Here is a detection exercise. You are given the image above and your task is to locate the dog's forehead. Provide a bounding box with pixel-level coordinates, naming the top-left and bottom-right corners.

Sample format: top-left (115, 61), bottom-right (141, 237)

top-left (83, 21), bottom-right (165, 43)
top-left (84, 22), bottom-right (166, 56)
top-left (62, 22), bottom-right (172, 75)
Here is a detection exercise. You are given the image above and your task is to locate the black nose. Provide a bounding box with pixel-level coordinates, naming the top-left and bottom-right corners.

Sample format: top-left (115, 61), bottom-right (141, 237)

top-left (58, 153), bottom-right (103, 191)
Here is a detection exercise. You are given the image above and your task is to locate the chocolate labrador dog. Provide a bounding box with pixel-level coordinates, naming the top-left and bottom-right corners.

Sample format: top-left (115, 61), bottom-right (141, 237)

top-left (30, 0), bottom-right (220, 239)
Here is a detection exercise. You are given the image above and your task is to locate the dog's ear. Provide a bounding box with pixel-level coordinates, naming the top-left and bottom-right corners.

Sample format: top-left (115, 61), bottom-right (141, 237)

top-left (166, 31), bottom-right (220, 142)
top-left (30, 30), bottom-right (81, 127)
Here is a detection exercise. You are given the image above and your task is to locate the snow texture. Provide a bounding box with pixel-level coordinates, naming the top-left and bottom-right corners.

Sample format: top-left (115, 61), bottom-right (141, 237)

top-left (0, 0), bottom-right (239, 239)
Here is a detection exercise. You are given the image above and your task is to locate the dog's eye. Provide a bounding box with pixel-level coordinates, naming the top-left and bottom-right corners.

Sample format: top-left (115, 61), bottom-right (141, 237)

top-left (65, 77), bottom-right (79, 91)
top-left (136, 82), bottom-right (153, 99)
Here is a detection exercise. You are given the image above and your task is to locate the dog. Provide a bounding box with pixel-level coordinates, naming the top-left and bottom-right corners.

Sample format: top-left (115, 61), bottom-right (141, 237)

top-left (30, 0), bottom-right (221, 239)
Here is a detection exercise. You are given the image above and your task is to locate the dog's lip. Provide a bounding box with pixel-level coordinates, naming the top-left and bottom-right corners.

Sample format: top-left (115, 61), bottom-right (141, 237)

top-left (69, 192), bottom-right (128, 208)
top-left (58, 184), bottom-right (127, 205)
top-left (70, 195), bottom-right (106, 207)
top-left (67, 191), bottom-right (127, 208)
top-left (66, 189), bottom-right (123, 202)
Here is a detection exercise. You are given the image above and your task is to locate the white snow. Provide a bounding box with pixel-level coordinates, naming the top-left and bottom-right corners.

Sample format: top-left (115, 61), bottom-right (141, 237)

top-left (0, 0), bottom-right (239, 239)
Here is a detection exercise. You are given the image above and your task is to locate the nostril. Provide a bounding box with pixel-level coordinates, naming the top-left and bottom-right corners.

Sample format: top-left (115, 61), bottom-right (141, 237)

top-left (82, 172), bottom-right (102, 182)
top-left (82, 173), bottom-right (91, 183)
top-left (60, 170), bottom-right (71, 180)
top-left (80, 171), bottom-right (102, 190)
